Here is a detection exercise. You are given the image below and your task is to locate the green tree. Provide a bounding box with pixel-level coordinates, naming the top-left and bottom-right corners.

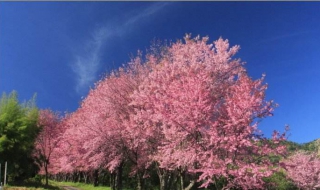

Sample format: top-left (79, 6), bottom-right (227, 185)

top-left (263, 170), bottom-right (298, 190)
top-left (0, 91), bottom-right (39, 182)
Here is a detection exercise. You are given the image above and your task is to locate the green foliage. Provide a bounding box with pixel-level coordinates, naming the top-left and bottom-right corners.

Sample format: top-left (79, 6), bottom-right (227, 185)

top-left (300, 139), bottom-right (320, 152)
top-left (260, 140), bottom-right (320, 189)
top-left (0, 91), bottom-right (40, 182)
top-left (283, 141), bottom-right (302, 153)
top-left (32, 175), bottom-right (43, 184)
top-left (263, 170), bottom-right (298, 190)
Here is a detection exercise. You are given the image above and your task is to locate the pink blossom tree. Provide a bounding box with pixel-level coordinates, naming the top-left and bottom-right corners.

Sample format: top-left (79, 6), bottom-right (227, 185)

top-left (47, 34), bottom-right (287, 190)
top-left (34, 109), bottom-right (64, 186)
top-left (58, 57), bottom-right (157, 190)
top-left (283, 151), bottom-right (320, 190)
top-left (130, 35), bottom-right (287, 189)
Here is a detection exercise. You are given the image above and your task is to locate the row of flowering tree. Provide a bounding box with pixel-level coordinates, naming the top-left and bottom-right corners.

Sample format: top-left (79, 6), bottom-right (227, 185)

top-left (34, 35), bottom-right (290, 190)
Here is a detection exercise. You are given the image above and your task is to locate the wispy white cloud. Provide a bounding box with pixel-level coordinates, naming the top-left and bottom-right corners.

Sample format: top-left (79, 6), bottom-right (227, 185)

top-left (72, 27), bottom-right (113, 93)
top-left (71, 2), bottom-right (171, 94)
top-left (258, 30), bottom-right (315, 44)
top-left (125, 2), bottom-right (170, 26)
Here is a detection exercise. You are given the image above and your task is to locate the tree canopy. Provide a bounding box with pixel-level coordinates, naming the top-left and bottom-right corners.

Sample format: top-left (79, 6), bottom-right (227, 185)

top-left (43, 35), bottom-right (287, 190)
top-left (0, 91), bottom-right (39, 181)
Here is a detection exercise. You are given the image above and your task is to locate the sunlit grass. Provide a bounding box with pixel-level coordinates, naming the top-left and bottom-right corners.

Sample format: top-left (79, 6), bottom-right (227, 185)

top-left (49, 180), bottom-right (111, 190)
top-left (3, 179), bottom-right (111, 190)
top-left (4, 187), bottom-right (47, 190)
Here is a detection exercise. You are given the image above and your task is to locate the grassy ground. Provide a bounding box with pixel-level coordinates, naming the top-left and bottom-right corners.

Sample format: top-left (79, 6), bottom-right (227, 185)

top-left (3, 179), bottom-right (111, 190)
top-left (3, 187), bottom-right (51, 190)
top-left (3, 179), bottom-right (60, 190)
top-left (49, 181), bottom-right (111, 190)
top-left (3, 185), bottom-right (58, 190)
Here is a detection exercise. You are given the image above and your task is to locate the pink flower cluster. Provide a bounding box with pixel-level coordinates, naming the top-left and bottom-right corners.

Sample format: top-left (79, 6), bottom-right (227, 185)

top-left (284, 152), bottom-right (320, 189)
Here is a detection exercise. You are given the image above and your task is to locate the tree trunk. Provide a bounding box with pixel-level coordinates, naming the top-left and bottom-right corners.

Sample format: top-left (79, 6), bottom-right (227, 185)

top-left (72, 172), bottom-right (77, 183)
top-left (110, 172), bottom-right (116, 190)
top-left (180, 173), bottom-right (184, 190)
top-left (184, 180), bottom-right (195, 190)
top-left (157, 167), bottom-right (171, 190)
top-left (167, 172), bottom-right (175, 190)
top-left (83, 172), bottom-right (88, 184)
top-left (78, 172), bottom-right (81, 183)
top-left (93, 170), bottom-right (99, 187)
top-left (44, 162), bottom-right (49, 186)
top-left (159, 175), bottom-right (166, 190)
top-left (115, 162), bottom-right (124, 190)
top-left (179, 170), bottom-right (195, 190)
top-left (137, 172), bottom-right (142, 190)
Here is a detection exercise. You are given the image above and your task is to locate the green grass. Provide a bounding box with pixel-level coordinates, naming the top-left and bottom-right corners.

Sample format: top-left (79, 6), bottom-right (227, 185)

top-left (4, 178), bottom-right (61, 190)
top-left (49, 180), bottom-right (111, 190)
top-left (3, 180), bottom-right (111, 190)
top-left (4, 179), bottom-right (110, 190)
top-left (4, 184), bottom-right (59, 190)
top-left (4, 187), bottom-right (45, 190)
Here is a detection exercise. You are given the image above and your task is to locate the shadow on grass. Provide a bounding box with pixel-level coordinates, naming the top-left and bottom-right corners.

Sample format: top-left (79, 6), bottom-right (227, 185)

top-left (7, 179), bottom-right (61, 190)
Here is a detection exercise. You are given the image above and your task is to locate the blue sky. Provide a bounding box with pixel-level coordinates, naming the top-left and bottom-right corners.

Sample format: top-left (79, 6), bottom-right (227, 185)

top-left (1, 2), bottom-right (319, 143)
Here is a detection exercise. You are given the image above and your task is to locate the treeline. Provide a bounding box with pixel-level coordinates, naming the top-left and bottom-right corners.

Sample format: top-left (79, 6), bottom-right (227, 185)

top-left (1, 35), bottom-right (320, 189)
top-left (33, 36), bottom-right (290, 190)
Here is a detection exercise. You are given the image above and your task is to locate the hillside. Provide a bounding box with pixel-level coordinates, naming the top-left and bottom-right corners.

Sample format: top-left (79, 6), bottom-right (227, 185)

top-left (285, 138), bottom-right (320, 153)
